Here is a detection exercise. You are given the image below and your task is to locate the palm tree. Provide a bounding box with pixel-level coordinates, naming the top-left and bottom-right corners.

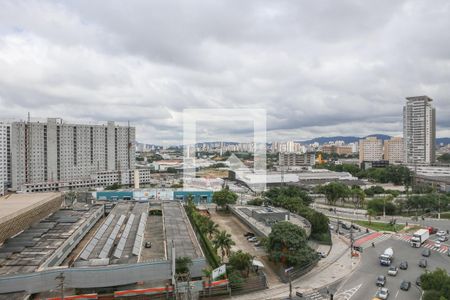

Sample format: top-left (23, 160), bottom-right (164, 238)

top-left (212, 230), bottom-right (235, 262)
top-left (175, 256), bottom-right (192, 275)
top-left (205, 220), bottom-right (219, 239)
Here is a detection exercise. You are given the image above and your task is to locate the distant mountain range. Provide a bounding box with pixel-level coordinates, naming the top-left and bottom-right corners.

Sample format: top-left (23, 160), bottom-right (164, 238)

top-left (298, 135), bottom-right (450, 145)
top-left (151, 136), bottom-right (450, 148)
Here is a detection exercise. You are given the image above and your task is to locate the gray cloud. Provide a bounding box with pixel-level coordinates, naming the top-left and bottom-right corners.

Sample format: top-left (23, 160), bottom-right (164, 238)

top-left (0, 0), bottom-right (449, 145)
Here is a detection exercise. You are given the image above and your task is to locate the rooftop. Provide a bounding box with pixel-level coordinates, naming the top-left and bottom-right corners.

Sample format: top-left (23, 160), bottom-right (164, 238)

top-left (0, 205), bottom-right (102, 275)
top-left (0, 193), bottom-right (61, 223)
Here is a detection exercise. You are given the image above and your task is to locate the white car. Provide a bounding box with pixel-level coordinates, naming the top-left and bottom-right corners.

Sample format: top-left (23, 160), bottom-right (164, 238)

top-left (387, 266), bottom-right (398, 276)
top-left (436, 230), bottom-right (446, 237)
top-left (434, 241), bottom-right (442, 249)
top-left (376, 287), bottom-right (389, 300)
top-left (438, 236), bottom-right (448, 242)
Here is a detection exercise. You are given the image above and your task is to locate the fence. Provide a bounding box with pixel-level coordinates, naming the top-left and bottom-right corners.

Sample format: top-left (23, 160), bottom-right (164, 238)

top-left (229, 272), bottom-right (267, 296)
top-left (277, 257), bottom-right (320, 283)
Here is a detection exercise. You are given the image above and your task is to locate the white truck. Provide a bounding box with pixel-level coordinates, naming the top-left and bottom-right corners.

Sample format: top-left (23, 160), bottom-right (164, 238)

top-left (379, 247), bottom-right (394, 266)
top-left (410, 229), bottom-right (430, 248)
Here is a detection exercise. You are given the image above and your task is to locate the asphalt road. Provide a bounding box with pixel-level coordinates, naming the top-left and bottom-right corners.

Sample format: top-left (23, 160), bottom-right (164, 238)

top-left (337, 237), bottom-right (450, 300)
top-left (328, 219), bottom-right (368, 241)
top-left (316, 205), bottom-right (450, 233)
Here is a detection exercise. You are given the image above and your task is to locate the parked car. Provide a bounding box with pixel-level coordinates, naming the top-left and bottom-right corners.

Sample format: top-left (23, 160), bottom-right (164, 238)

top-left (376, 275), bottom-right (386, 287)
top-left (419, 259), bottom-right (427, 268)
top-left (436, 230), bottom-right (446, 237)
top-left (400, 280), bottom-right (411, 291)
top-left (399, 261), bottom-right (408, 270)
top-left (248, 237), bottom-right (258, 242)
top-left (254, 241), bottom-right (262, 247)
top-left (145, 241), bottom-right (152, 248)
top-left (438, 236), bottom-right (448, 242)
top-left (422, 248), bottom-right (431, 257)
top-left (317, 251), bottom-right (327, 258)
top-left (388, 266), bottom-right (398, 276)
top-left (244, 232), bottom-right (255, 237)
top-left (416, 276), bottom-right (422, 286)
top-left (341, 223), bottom-right (351, 230)
top-left (376, 287), bottom-right (389, 300)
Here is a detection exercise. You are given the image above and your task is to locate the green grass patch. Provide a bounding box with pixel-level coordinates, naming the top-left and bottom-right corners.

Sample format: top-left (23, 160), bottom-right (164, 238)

top-left (354, 220), bottom-right (405, 232)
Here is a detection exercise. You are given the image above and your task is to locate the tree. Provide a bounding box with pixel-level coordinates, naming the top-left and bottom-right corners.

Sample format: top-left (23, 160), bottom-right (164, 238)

top-left (205, 219), bottom-right (219, 239)
top-left (364, 185), bottom-right (385, 197)
top-left (421, 268), bottom-right (450, 299)
top-left (318, 182), bottom-right (350, 205)
top-left (175, 256), bottom-right (192, 274)
top-left (351, 186), bottom-right (365, 208)
top-left (266, 221), bottom-right (317, 267)
top-left (166, 167), bottom-right (178, 173)
top-left (228, 250), bottom-right (254, 277)
top-left (213, 188), bottom-right (238, 209)
top-left (367, 209), bottom-right (376, 224)
top-left (437, 153), bottom-right (450, 163)
top-left (367, 196), bottom-right (396, 215)
top-left (212, 230), bottom-right (235, 262)
top-left (264, 187), bottom-right (330, 243)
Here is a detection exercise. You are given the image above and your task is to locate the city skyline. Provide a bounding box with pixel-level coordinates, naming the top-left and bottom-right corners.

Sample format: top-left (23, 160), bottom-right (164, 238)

top-left (1, 1), bottom-right (450, 145)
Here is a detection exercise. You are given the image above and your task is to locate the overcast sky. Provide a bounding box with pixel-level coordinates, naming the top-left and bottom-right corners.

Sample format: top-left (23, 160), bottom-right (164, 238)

top-left (1, 1), bottom-right (449, 145)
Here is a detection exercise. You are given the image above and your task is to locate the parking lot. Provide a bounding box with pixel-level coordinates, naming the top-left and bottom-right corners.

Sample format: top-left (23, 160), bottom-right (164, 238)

top-left (209, 210), bottom-right (281, 286)
top-left (140, 214), bottom-right (166, 262)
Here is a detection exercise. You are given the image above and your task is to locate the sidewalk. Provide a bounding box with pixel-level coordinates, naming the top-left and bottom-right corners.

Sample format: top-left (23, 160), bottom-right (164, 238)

top-left (231, 234), bottom-right (360, 299)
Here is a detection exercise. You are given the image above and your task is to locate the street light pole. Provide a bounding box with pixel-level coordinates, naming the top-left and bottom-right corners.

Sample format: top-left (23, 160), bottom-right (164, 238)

top-left (383, 197), bottom-right (386, 219)
top-left (438, 195), bottom-right (441, 220)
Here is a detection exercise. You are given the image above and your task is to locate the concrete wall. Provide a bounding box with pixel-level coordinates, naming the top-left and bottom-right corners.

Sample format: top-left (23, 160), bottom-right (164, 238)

top-left (0, 195), bottom-right (62, 244)
top-left (229, 206), bottom-right (267, 237)
top-left (0, 258), bottom-right (207, 294)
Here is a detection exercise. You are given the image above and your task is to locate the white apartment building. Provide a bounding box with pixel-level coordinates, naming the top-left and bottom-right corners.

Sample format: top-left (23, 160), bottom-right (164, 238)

top-left (359, 137), bottom-right (383, 163)
top-left (403, 96), bottom-right (436, 165)
top-left (9, 118), bottom-right (136, 192)
top-left (384, 137), bottom-right (404, 163)
top-left (0, 123), bottom-right (10, 196)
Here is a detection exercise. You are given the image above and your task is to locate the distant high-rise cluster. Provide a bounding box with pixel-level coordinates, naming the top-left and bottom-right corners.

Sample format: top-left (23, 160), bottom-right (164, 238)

top-left (0, 118), bottom-right (136, 194)
top-left (403, 96), bottom-right (436, 165)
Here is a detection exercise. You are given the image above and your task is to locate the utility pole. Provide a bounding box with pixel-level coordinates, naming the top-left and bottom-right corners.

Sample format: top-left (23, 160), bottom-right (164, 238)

top-left (288, 270), bottom-right (292, 299)
top-left (55, 272), bottom-right (65, 300)
top-left (350, 221), bottom-right (354, 257)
